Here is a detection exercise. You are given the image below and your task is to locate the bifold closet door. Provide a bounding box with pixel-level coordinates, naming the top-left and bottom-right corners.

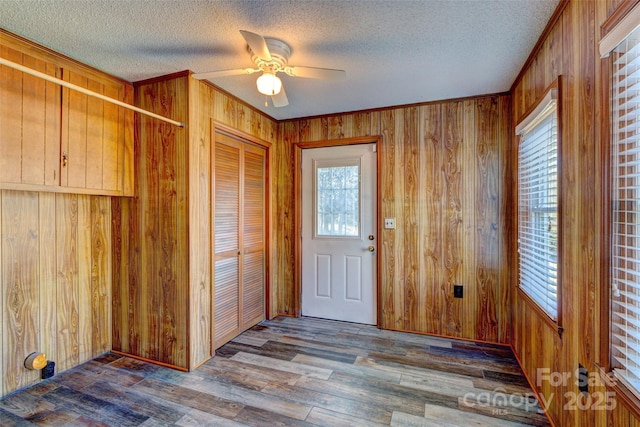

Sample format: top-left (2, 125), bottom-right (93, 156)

top-left (213, 132), bottom-right (266, 348)
top-left (241, 144), bottom-right (266, 328)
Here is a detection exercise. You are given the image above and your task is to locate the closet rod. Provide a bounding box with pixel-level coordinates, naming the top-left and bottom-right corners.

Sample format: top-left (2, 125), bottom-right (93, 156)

top-left (0, 57), bottom-right (184, 128)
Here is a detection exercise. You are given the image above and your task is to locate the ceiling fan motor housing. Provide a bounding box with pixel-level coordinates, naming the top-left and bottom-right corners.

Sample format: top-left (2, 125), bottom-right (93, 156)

top-left (192, 30), bottom-right (343, 108)
top-left (248, 38), bottom-right (292, 74)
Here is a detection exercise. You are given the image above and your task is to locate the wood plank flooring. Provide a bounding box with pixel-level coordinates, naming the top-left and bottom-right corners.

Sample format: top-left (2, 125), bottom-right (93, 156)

top-left (0, 316), bottom-right (551, 426)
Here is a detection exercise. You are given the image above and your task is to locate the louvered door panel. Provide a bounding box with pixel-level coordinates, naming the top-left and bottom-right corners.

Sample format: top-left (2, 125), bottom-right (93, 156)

top-left (243, 251), bottom-right (265, 325)
top-left (244, 148), bottom-right (265, 248)
top-left (213, 131), bottom-right (266, 348)
top-left (214, 141), bottom-right (240, 254)
top-left (243, 146), bottom-right (266, 326)
top-left (213, 257), bottom-right (240, 344)
top-left (213, 138), bottom-right (240, 346)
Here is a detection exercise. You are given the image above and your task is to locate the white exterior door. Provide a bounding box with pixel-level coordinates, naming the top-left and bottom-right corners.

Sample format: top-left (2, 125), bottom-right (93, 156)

top-left (301, 144), bottom-right (377, 325)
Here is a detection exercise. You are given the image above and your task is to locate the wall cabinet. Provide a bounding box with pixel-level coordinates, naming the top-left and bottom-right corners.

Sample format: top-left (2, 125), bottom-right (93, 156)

top-left (0, 43), bottom-right (60, 187)
top-left (61, 69), bottom-right (133, 194)
top-left (0, 30), bottom-right (133, 196)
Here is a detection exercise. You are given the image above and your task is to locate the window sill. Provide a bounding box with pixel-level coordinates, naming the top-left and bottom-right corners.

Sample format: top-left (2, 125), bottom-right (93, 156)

top-left (516, 286), bottom-right (563, 337)
top-left (597, 365), bottom-right (640, 420)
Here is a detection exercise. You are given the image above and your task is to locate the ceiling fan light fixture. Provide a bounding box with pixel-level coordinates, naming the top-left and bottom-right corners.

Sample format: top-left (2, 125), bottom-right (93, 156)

top-left (256, 72), bottom-right (282, 95)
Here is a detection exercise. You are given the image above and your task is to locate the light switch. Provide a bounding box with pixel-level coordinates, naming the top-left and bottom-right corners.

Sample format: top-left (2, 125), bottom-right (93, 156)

top-left (384, 218), bottom-right (395, 229)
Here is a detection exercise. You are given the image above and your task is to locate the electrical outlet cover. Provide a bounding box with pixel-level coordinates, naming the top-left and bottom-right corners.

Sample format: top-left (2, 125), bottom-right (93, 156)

top-left (454, 285), bottom-right (464, 298)
top-left (41, 361), bottom-right (55, 379)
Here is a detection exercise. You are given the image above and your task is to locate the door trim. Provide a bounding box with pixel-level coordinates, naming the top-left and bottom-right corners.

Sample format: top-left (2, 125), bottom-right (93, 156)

top-left (294, 136), bottom-right (382, 328)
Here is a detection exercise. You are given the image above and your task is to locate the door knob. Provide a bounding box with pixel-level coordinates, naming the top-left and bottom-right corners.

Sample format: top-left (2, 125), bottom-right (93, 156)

top-left (368, 245), bottom-right (375, 252)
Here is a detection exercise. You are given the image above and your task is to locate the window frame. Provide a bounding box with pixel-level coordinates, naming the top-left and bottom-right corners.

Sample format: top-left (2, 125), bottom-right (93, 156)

top-left (515, 78), bottom-right (563, 335)
top-left (602, 9), bottom-right (640, 411)
top-left (312, 157), bottom-right (363, 240)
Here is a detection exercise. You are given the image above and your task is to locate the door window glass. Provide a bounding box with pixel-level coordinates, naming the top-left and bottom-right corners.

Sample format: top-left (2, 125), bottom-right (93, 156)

top-left (314, 159), bottom-right (360, 237)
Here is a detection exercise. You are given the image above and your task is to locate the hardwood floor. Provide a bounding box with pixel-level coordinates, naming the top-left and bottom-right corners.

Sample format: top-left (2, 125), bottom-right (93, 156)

top-left (0, 316), bottom-right (550, 426)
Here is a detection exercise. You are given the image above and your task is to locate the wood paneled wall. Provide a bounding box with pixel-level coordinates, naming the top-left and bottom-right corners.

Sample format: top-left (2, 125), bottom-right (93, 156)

top-left (188, 75), bottom-right (214, 368)
top-left (275, 95), bottom-right (511, 343)
top-left (511, 0), bottom-right (639, 425)
top-left (112, 74), bottom-right (276, 370)
top-left (0, 29), bottom-right (131, 399)
top-left (112, 75), bottom-right (191, 368)
top-left (0, 191), bottom-right (112, 397)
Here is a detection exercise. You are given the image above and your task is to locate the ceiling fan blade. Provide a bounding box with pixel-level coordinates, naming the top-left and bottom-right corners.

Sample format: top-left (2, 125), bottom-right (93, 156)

top-left (192, 68), bottom-right (259, 80)
top-left (240, 30), bottom-right (272, 61)
top-left (284, 66), bottom-right (346, 80)
top-left (272, 85), bottom-right (289, 107)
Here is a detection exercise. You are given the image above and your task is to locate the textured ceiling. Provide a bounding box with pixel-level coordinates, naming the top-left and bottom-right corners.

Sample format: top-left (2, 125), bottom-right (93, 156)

top-left (0, 0), bottom-right (559, 121)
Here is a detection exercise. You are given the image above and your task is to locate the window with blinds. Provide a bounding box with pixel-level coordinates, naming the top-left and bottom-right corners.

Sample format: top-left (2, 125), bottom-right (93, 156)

top-left (517, 86), bottom-right (559, 322)
top-left (610, 25), bottom-right (640, 397)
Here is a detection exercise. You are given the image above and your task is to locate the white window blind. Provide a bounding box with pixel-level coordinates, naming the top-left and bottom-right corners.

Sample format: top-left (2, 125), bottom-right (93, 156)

top-left (517, 95), bottom-right (559, 321)
top-left (610, 25), bottom-right (640, 397)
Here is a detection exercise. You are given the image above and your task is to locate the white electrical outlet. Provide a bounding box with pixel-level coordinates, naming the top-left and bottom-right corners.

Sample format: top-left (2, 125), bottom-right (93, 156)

top-left (384, 218), bottom-right (396, 229)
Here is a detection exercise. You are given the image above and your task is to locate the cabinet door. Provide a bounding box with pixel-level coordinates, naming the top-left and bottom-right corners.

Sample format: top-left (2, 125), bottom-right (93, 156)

top-left (0, 45), bottom-right (60, 186)
top-left (60, 69), bottom-right (132, 194)
top-left (213, 132), bottom-right (266, 348)
top-left (0, 32), bottom-right (133, 196)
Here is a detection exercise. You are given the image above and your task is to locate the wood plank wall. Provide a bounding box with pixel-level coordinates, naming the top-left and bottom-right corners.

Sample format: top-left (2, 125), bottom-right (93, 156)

top-left (0, 191), bottom-right (112, 397)
top-left (187, 75), bottom-right (214, 368)
top-left (511, 0), bottom-right (639, 425)
top-left (112, 75), bottom-right (277, 370)
top-left (112, 75), bottom-right (190, 368)
top-left (0, 29), bottom-right (131, 398)
top-left (275, 95), bottom-right (511, 343)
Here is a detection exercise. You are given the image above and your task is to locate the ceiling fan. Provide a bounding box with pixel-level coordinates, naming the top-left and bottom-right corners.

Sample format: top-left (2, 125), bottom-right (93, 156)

top-left (192, 30), bottom-right (346, 107)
